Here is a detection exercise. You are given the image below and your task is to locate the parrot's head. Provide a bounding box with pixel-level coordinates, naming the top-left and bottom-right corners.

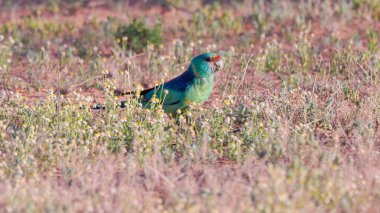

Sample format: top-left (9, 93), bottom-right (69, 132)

top-left (190, 52), bottom-right (223, 78)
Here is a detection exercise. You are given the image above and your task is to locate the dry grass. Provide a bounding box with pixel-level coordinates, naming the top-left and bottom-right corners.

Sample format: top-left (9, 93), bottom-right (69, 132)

top-left (0, 0), bottom-right (380, 212)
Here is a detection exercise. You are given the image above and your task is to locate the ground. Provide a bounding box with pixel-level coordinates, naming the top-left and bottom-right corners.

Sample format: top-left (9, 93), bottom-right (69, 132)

top-left (0, 0), bottom-right (380, 212)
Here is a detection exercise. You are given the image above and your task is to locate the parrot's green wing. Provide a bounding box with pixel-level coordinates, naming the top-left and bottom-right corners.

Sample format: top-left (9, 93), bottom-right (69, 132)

top-left (141, 85), bottom-right (186, 113)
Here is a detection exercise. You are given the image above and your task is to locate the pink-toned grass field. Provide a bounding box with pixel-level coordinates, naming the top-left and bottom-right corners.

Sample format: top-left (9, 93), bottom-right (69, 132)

top-left (0, 0), bottom-right (380, 212)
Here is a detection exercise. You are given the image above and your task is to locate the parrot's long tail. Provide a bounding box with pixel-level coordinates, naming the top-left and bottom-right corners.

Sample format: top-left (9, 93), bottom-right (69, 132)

top-left (90, 90), bottom-right (136, 110)
top-left (91, 104), bottom-right (105, 110)
top-left (115, 86), bottom-right (157, 96)
top-left (91, 86), bottom-right (158, 110)
top-left (91, 101), bottom-right (127, 110)
top-left (114, 90), bottom-right (135, 96)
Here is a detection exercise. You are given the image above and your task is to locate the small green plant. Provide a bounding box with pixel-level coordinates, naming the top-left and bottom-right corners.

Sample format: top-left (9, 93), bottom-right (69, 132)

top-left (353, 0), bottom-right (380, 18)
top-left (189, 2), bottom-right (243, 40)
top-left (328, 47), bottom-right (354, 76)
top-left (367, 30), bottom-right (378, 54)
top-left (0, 35), bottom-right (12, 79)
top-left (343, 84), bottom-right (361, 106)
top-left (264, 42), bottom-right (281, 72)
top-left (114, 19), bottom-right (163, 53)
top-left (296, 36), bottom-right (314, 72)
top-left (251, 0), bottom-right (269, 39)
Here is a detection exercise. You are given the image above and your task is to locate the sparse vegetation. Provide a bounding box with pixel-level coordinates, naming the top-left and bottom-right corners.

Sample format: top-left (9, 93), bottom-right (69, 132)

top-left (0, 0), bottom-right (379, 212)
top-left (115, 19), bottom-right (163, 53)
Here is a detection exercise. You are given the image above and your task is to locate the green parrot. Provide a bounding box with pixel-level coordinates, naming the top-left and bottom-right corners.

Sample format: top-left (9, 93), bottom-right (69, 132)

top-left (96, 52), bottom-right (223, 114)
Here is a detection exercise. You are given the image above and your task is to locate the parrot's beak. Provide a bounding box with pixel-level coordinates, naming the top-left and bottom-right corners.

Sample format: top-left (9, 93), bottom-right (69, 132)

top-left (213, 55), bottom-right (223, 72)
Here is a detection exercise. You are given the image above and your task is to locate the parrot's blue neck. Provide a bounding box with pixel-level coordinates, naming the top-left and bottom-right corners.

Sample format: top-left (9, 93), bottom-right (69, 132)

top-left (187, 65), bottom-right (213, 79)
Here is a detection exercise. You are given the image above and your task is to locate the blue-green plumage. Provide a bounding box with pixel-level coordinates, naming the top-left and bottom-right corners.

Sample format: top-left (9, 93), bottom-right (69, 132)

top-left (121, 52), bottom-right (223, 114)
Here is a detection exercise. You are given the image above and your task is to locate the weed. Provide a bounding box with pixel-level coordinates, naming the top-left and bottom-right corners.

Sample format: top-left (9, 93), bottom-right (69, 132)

top-left (115, 19), bottom-right (163, 53)
top-left (343, 84), bottom-right (361, 106)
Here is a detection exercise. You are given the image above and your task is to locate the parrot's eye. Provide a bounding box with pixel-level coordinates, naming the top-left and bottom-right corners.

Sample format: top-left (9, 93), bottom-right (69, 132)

top-left (205, 57), bottom-right (212, 62)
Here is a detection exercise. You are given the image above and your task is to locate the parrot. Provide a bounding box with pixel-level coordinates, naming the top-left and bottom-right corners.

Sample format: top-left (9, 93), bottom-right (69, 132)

top-left (95, 52), bottom-right (223, 114)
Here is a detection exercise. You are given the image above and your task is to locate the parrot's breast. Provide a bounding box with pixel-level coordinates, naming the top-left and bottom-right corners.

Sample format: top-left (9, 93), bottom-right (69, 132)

top-left (185, 75), bottom-right (214, 105)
